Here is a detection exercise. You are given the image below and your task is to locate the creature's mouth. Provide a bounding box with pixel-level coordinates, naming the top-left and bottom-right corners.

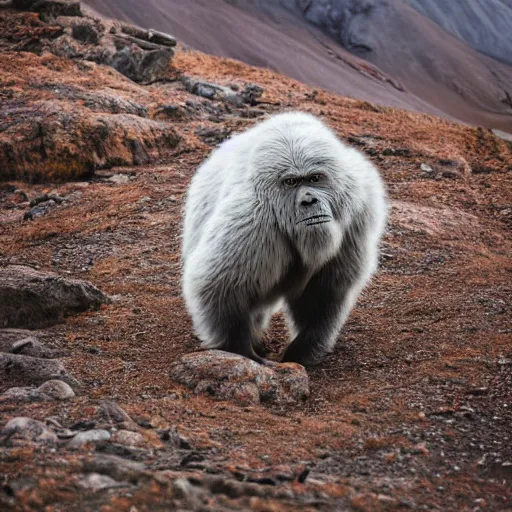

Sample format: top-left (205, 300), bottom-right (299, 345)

top-left (297, 214), bottom-right (332, 226)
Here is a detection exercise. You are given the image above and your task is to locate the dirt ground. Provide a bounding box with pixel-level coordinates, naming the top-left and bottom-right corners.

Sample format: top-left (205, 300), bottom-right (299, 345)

top-left (1, 8), bottom-right (511, 511)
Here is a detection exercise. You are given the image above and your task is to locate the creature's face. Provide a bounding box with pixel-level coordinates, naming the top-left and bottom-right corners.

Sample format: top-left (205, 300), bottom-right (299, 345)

top-left (251, 124), bottom-right (356, 268)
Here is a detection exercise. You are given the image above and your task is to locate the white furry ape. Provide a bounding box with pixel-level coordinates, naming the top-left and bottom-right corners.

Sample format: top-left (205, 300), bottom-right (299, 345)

top-left (182, 112), bottom-right (388, 365)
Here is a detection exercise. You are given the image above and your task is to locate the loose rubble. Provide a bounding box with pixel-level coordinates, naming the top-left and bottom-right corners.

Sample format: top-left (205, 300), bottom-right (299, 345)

top-left (68, 429), bottom-right (111, 448)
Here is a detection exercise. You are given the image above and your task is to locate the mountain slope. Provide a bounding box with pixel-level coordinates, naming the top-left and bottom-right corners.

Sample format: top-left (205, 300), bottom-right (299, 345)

top-left (405, 0), bottom-right (512, 65)
top-left (86, 0), bottom-right (512, 131)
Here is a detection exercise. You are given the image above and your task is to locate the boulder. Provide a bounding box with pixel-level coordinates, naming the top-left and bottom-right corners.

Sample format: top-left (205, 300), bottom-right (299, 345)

top-left (0, 265), bottom-right (109, 328)
top-left (0, 352), bottom-right (78, 386)
top-left (170, 350), bottom-right (310, 406)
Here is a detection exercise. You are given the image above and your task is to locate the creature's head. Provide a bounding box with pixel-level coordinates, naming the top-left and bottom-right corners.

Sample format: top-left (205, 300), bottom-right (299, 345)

top-left (249, 113), bottom-right (363, 267)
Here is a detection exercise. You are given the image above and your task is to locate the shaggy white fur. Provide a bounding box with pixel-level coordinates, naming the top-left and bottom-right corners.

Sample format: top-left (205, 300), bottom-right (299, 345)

top-left (182, 112), bottom-right (388, 365)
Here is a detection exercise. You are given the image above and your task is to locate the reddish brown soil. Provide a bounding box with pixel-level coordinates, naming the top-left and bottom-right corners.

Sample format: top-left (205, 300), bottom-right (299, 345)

top-left (1, 10), bottom-right (511, 511)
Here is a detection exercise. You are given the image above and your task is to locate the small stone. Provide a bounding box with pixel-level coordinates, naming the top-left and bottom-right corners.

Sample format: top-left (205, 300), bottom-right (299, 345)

top-left (9, 337), bottom-right (55, 358)
top-left (13, 189), bottom-right (28, 202)
top-left (98, 400), bottom-right (139, 430)
top-left (47, 192), bottom-right (65, 204)
top-left (77, 473), bottom-right (128, 492)
top-left (108, 174), bottom-right (130, 184)
top-left (1, 417), bottom-right (57, 446)
top-left (440, 170), bottom-right (458, 179)
top-left (159, 428), bottom-right (191, 449)
top-left (68, 429), bottom-right (111, 449)
top-left (111, 430), bottom-right (145, 447)
top-left (420, 163), bottom-right (433, 173)
top-left (83, 454), bottom-right (146, 483)
top-left (37, 379), bottom-right (75, 400)
top-left (241, 84), bottom-right (264, 105)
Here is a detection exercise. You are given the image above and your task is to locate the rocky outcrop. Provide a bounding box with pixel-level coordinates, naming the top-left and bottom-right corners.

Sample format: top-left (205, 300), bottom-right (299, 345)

top-left (170, 350), bottom-right (310, 406)
top-left (9, 1), bottom-right (176, 83)
top-left (0, 265), bottom-right (109, 328)
top-left (0, 2), bottom-right (180, 180)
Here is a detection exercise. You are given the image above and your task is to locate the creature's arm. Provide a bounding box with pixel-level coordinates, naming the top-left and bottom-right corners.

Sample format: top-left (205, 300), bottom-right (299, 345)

top-left (183, 200), bottom-right (286, 363)
top-left (282, 213), bottom-right (375, 365)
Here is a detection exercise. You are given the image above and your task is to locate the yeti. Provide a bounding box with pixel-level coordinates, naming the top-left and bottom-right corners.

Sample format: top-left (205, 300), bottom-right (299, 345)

top-left (181, 112), bottom-right (388, 366)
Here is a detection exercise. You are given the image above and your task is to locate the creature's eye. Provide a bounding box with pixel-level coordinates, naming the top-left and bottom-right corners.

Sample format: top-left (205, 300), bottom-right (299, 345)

top-left (309, 174), bottom-right (323, 184)
top-left (283, 177), bottom-right (300, 187)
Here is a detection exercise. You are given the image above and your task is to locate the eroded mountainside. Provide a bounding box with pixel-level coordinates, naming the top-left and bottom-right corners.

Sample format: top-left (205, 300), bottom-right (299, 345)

top-left (87, 0), bottom-right (512, 131)
top-left (1, 2), bottom-right (512, 511)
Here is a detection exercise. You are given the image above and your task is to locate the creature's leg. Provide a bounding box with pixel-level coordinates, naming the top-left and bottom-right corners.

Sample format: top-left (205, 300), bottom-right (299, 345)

top-left (281, 276), bottom-right (360, 366)
top-left (195, 292), bottom-right (268, 364)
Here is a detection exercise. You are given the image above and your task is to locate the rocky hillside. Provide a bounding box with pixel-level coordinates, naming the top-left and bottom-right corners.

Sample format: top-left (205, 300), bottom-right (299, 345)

top-left (86, 0), bottom-right (512, 132)
top-left (1, 1), bottom-right (511, 511)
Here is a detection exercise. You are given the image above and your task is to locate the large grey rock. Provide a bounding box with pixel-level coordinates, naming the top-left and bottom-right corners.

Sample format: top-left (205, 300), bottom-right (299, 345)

top-left (170, 350), bottom-right (309, 406)
top-left (0, 417), bottom-right (58, 446)
top-left (0, 265), bottom-right (109, 329)
top-left (0, 352), bottom-right (78, 387)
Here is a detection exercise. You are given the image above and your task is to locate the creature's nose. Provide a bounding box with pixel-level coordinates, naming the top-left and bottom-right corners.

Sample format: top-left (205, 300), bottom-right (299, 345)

top-left (301, 193), bottom-right (318, 207)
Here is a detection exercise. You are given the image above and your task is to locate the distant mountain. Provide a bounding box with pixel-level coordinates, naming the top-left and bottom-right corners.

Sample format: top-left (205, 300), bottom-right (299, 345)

top-left (86, 0), bottom-right (512, 131)
top-left (405, 0), bottom-right (512, 65)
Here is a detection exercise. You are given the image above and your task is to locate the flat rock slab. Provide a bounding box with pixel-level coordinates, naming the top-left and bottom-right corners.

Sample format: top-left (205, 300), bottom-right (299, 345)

top-left (170, 350), bottom-right (309, 406)
top-left (0, 265), bottom-right (109, 329)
